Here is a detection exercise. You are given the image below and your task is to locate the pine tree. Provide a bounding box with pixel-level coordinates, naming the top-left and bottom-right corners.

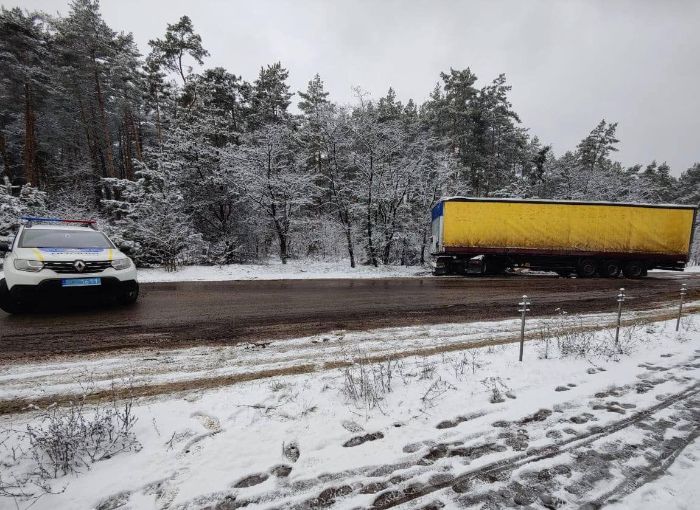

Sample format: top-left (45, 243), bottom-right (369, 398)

top-left (101, 160), bottom-right (203, 269)
top-left (248, 62), bottom-right (293, 129)
top-left (298, 73), bottom-right (329, 118)
top-left (148, 15), bottom-right (209, 86)
top-left (0, 7), bottom-right (52, 188)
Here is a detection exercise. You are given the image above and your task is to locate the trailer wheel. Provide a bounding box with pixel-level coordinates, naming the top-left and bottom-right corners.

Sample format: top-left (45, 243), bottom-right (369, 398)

top-left (600, 260), bottom-right (621, 278)
top-left (623, 260), bottom-right (645, 278)
top-left (483, 257), bottom-right (507, 275)
top-left (576, 258), bottom-right (598, 278)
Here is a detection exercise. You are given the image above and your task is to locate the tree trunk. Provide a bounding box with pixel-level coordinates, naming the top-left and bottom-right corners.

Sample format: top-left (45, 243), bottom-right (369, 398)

top-left (275, 222), bottom-right (288, 264)
top-left (154, 91), bottom-right (163, 146)
top-left (0, 132), bottom-right (12, 183)
top-left (127, 109), bottom-right (143, 162)
top-left (344, 223), bottom-right (355, 268)
top-left (366, 155), bottom-right (378, 267)
top-left (120, 121), bottom-right (133, 180)
top-left (23, 82), bottom-right (38, 187)
top-left (93, 58), bottom-right (116, 178)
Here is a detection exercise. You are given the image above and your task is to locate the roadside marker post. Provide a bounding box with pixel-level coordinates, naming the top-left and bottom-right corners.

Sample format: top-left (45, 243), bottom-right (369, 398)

top-left (614, 288), bottom-right (625, 352)
top-left (676, 283), bottom-right (688, 332)
top-left (518, 295), bottom-right (531, 362)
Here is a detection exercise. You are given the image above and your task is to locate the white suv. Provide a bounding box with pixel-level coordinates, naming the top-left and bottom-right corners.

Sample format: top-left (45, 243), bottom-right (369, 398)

top-left (0, 218), bottom-right (138, 313)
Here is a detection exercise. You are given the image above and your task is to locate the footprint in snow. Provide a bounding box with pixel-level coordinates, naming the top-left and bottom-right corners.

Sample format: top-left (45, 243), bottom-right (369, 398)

top-left (233, 473), bottom-right (269, 488)
top-left (283, 441), bottom-right (300, 462)
top-left (190, 411), bottom-right (221, 433)
top-left (343, 431), bottom-right (384, 447)
top-left (270, 464), bottom-right (292, 478)
top-left (341, 420), bottom-right (365, 433)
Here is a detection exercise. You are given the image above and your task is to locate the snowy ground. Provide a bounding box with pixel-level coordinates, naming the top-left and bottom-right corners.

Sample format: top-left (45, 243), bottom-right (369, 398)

top-left (0, 308), bottom-right (698, 509)
top-left (137, 260), bottom-right (429, 283)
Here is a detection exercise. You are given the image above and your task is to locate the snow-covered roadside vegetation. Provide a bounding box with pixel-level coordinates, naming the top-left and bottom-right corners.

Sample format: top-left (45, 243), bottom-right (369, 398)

top-left (132, 263), bottom-right (700, 283)
top-left (1, 311), bottom-right (698, 509)
top-left (137, 260), bottom-right (429, 283)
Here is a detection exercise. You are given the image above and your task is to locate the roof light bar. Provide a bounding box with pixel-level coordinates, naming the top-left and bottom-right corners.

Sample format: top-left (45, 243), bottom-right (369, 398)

top-left (20, 217), bottom-right (98, 229)
top-left (20, 216), bottom-right (96, 224)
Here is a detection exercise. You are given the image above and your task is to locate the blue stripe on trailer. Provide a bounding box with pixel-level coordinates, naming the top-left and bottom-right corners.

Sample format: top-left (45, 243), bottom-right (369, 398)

top-left (431, 201), bottom-right (444, 221)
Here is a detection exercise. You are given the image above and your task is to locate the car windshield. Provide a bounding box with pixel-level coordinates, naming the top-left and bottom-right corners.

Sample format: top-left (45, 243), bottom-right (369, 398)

top-left (19, 229), bottom-right (113, 249)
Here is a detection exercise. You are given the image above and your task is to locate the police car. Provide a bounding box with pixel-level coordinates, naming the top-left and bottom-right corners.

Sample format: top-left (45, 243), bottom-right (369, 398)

top-left (0, 217), bottom-right (138, 313)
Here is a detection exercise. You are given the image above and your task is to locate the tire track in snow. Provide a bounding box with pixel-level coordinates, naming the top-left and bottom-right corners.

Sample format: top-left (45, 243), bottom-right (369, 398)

top-left (370, 382), bottom-right (700, 509)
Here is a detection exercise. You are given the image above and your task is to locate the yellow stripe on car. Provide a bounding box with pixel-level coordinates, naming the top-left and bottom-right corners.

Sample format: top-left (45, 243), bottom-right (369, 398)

top-left (32, 248), bottom-right (45, 261)
top-left (107, 248), bottom-right (113, 261)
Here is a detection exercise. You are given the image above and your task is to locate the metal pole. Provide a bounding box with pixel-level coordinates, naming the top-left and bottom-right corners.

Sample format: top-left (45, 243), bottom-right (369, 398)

top-left (676, 283), bottom-right (688, 332)
top-left (518, 294), bottom-right (531, 362)
top-left (615, 287), bottom-right (625, 352)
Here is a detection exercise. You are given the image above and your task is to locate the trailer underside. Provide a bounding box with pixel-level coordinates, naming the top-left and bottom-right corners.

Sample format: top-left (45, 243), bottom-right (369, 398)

top-left (432, 250), bottom-right (687, 278)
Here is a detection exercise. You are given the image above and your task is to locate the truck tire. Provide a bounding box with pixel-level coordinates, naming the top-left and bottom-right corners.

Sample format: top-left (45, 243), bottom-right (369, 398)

top-left (576, 258), bottom-right (598, 278)
top-left (600, 260), bottom-right (621, 278)
top-left (483, 257), bottom-right (507, 275)
top-left (622, 260), bottom-right (645, 278)
top-left (0, 279), bottom-right (24, 314)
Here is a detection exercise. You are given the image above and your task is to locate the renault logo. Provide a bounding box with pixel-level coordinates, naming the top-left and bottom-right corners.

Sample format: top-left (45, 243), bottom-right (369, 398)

top-left (74, 260), bottom-right (86, 272)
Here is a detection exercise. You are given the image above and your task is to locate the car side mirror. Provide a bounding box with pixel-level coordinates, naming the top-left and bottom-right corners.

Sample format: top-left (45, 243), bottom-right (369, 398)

top-left (119, 245), bottom-right (132, 255)
top-left (0, 242), bottom-right (10, 253)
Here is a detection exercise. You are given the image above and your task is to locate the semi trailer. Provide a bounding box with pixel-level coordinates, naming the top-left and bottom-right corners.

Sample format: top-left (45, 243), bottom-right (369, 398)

top-left (431, 197), bottom-right (697, 277)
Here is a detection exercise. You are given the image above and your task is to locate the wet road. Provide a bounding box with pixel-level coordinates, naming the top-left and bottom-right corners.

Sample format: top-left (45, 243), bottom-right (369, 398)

top-left (1, 272), bottom-right (698, 362)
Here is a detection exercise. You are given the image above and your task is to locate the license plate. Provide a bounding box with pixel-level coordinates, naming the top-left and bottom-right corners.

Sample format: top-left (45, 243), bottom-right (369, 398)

top-left (61, 278), bottom-right (101, 287)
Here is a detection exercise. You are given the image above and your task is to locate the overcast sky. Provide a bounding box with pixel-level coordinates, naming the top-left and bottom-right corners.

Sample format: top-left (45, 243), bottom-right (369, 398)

top-left (8, 0), bottom-right (700, 174)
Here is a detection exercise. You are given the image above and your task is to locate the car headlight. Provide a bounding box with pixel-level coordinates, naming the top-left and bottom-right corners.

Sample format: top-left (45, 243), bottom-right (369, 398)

top-left (14, 259), bottom-right (44, 272)
top-left (111, 258), bottom-right (132, 270)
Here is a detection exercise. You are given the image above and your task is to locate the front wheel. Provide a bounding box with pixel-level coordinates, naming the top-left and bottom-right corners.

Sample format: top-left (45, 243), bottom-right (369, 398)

top-left (0, 279), bottom-right (25, 314)
top-left (117, 281), bottom-right (139, 306)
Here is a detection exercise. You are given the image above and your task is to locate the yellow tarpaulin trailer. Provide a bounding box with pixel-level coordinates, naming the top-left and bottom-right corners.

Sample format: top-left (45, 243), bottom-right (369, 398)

top-left (431, 197), bottom-right (697, 277)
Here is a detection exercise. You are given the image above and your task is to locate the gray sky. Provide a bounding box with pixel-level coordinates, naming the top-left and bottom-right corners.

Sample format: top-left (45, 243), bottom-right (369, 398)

top-left (9, 0), bottom-right (700, 174)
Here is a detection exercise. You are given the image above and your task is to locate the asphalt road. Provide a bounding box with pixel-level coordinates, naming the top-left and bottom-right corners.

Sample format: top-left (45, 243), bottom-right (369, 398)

top-left (1, 272), bottom-right (699, 362)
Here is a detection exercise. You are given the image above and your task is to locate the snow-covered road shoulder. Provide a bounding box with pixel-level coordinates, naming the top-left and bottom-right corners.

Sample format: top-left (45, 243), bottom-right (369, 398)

top-left (137, 260), bottom-right (429, 283)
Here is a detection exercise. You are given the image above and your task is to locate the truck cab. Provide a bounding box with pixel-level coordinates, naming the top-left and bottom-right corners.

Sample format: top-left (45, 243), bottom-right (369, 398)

top-left (0, 218), bottom-right (138, 313)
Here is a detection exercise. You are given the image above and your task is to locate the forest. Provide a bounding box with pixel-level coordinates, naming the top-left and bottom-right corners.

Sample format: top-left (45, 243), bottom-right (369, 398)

top-left (1, 0), bottom-right (698, 268)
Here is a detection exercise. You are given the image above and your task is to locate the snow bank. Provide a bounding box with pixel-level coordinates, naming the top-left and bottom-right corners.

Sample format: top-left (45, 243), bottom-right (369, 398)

top-left (137, 260), bottom-right (429, 283)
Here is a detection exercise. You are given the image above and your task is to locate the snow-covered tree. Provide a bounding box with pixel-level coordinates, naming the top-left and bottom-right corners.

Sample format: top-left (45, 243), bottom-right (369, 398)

top-left (233, 124), bottom-right (314, 263)
top-left (102, 161), bottom-right (203, 269)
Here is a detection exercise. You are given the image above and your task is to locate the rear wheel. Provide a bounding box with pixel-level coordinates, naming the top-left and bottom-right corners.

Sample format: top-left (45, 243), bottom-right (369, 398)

top-left (0, 279), bottom-right (24, 314)
top-left (576, 258), bottom-right (598, 278)
top-left (622, 260), bottom-right (645, 278)
top-left (483, 257), bottom-right (507, 275)
top-left (600, 260), bottom-right (621, 278)
top-left (117, 281), bottom-right (139, 306)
